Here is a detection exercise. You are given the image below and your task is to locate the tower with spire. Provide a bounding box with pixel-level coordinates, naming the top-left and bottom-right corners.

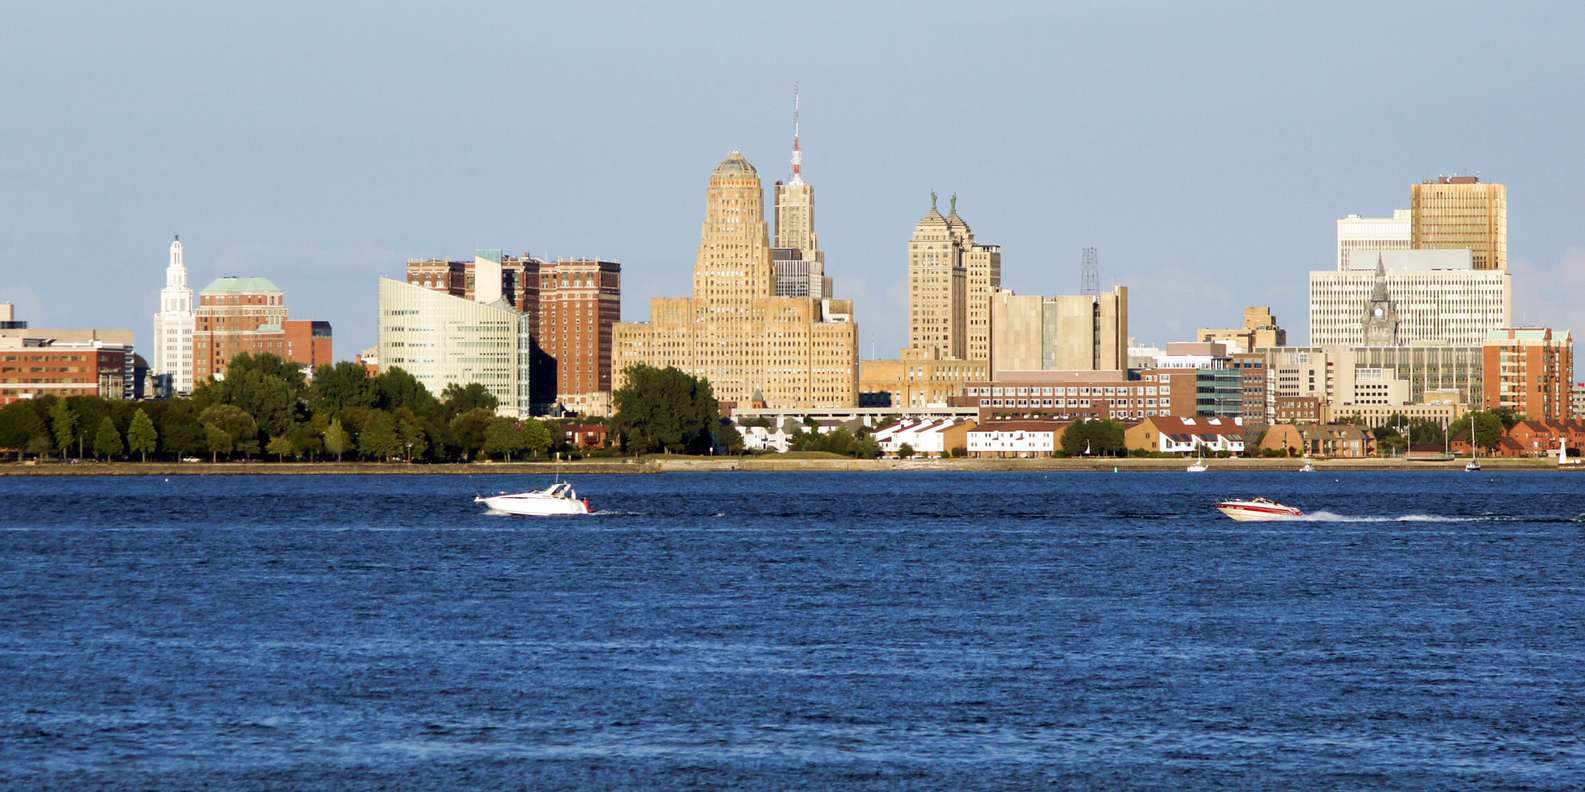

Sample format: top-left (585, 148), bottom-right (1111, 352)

top-left (152, 235), bottom-right (196, 394)
top-left (1362, 253), bottom-right (1400, 346)
top-left (771, 82), bottom-right (831, 299)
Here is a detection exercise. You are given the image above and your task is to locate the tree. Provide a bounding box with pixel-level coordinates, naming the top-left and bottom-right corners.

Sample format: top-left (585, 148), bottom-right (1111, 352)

top-left (66, 397), bottom-right (111, 459)
top-left (267, 435), bottom-right (295, 462)
top-left (160, 401), bottom-right (206, 459)
top-left (127, 409), bottom-right (158, 462)
top-left (323, 418), bottom-right (350, 462)
top-left (358, 410), bottom-right (401, 461)
top-left (397, 414), bottom-right (427, 462)
top-left (897, 443), bottom-right (915, 459)
top-left (288, 423), bottom-right (323, 461)
top-left (441, 382), bottom-right (499, 420)
top-left (49, 399), bottom-right (74, 461)
top-left (520, 419), bottom-right (554, 458)
top-left (611, 365), bottom-right (718, 455)
top-left (483, 417), bottom-right (524, 461)
top-left (714, 422), bottom-right (744, 456)
top-left (200, 365), bottom-right (298, 437)
top-left (373, 367), bottom-right (438, 415)
top-left (199, 405), bottom-right (259, 459)
top-left (309, 361), bottom-right (377, 416)
top-left (93, 417), bottom-right (123, 461)
top-left (1450, 410), bottom-right (1503, 452)
top-left (0, 401), bottom-right (49, 461)
top-left (449, 408), bottom-right (494, 460)
top-left (204, 423), bottom-right (233, 462)
top-left (1062, 420), bottom-right (1127, 457)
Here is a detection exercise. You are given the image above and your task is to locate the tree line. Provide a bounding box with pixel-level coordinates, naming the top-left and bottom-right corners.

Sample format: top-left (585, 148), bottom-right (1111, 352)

top-left (0, 353), bottom-right (565, 463)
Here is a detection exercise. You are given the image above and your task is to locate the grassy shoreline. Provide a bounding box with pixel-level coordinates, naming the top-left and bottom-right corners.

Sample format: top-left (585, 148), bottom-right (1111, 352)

top-left (0, 456), bottom-right (1577, 475)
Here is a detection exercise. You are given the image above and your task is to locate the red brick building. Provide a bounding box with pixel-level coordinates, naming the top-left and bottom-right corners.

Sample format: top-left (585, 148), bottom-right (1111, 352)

top-left (1482, 327), bottom-right (1573, 421)
top-left (958, 368), bottom-right (1198, 424)
top-left (193, 277), bottom-right (332, 383)
top-left (538, 260), bottom-right (621, 400)
top-left (0, 339), bottom-right (130, 406)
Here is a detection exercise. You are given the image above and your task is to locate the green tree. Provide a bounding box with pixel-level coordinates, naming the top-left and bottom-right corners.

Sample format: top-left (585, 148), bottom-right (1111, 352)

top-left (198, 364), bottom-right (298, 437)
top-left (373, 367), bottom-right (438, 415)
top-left (1451, 410), bottom-right (1504, 452)
top-left (204, 423), bottom-right (233, 462)
top-left (323, 418), bottom-right (350, 462)
top-left (897, 443), bottom-right (915, 459)
top-left (309, 361), bottom-right (377, 416)
top-left (267, 435), bottom-right (295, 461)
top-left (1062, 420), bottom-right (1127, 457)
top-left (288, 423), bottom-right (323, 461)
top-left (449, 408), bottom-right (494, 461)
top-left (49, 399), bottom-right (75, 461)
top-left (93, 417), bottom-right (123, 461)
top-left (199, 404), bottom-right (260, 458)
top-left (612, 365), bottom-right (718, 454)
top-left (397, 414), bottom-right (427, 462)
top-left (127, 409), bottom-right (158, 462)
top-left (0, 401), bottom-right (49, 461)
top-left (441, 382), bottom-right (499, 419)
top-left (160, 401), bottom-right (206, 458)
top-left (714, 422), bottom-right (744, 456)
top-left (66, 397), bottom-right (111, 459)
top-left (358, 410), bottom-right (401, 461)
top-left (483, 417), bottom-right (524, 461)
top-left (520, 419), bottom-right (554, 458)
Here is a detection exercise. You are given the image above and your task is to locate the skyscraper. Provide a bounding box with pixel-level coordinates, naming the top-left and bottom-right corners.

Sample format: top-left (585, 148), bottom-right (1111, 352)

top-left (1336, 209), bottom-right (1411, 268)
top-left (537, 259), bottom-right (621, 400)
top-left (1411, 175), bottom-right (1507, 271)
top-left (152, 236), bottom-right (195, 394)
top-left (377, 278), bottom-right (533, 417)
top-left (1308, 249), bottom-right (1511, 347)
top-left (906, 194), bottom-right (1000, 362)
top-left (611, 151), bottom-right (858, 408)
top-left (771, 84), bottom-right (831, 300)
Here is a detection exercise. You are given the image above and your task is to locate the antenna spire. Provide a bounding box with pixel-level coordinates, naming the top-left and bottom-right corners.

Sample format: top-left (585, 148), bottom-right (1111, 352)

top-left (790, 81), bottom-right (803, 184)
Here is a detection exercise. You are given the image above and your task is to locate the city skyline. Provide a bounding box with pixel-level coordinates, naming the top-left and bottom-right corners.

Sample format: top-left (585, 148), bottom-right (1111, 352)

top-left (4, 3), bottom-right (1584, 369)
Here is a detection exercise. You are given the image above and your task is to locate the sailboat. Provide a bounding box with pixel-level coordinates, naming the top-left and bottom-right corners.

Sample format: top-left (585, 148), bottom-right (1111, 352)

top-left (1463, 415), bottom-right (1481, 471)
top-left (1186, 451), bottom-right (1209, 473)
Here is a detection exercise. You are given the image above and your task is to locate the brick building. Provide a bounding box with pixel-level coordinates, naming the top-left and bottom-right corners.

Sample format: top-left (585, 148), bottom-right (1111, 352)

top-left (1482, 327), bottom-right (1573, 421)
top-left (959, 368), bottom-right (1197, 424)
top-left (193, 277), bottom-right (332, 383)
top-left (0, 338), bottom-right (131, 406)
top-left (538, 260), bottom-right (621, 402)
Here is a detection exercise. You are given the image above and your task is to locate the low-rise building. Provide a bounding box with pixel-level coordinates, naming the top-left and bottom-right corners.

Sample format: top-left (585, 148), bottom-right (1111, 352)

top-left (859, 347), bottom-right (987, 408)
top-left (563, 423), bottom-right (611, 449)
top-left (1274, 395), bottom-right (1324, 423)
top-left (1124, 416), bottom-right (1246, 456)
top-left (874, 418), bottom-right (976, 457)
top-left (967, 421), bottom-right (1067, 458)
top-left (0, 338), bottom-right (132, 405)
top-left (1260, 423), bottom-right (1376, 458)
top-left (962, 368), bottom-right (1197, 424)
top-left (1197, 306), bottom-right (1287, 353)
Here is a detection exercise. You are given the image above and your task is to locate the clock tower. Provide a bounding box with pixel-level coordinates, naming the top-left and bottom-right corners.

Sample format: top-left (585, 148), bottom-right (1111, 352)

top-left (1362, 254), bottom-right (1399, 346)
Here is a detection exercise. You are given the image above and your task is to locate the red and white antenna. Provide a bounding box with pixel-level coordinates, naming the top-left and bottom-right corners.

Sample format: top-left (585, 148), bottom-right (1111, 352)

top-left (790, 81), bottom-right (803, 184)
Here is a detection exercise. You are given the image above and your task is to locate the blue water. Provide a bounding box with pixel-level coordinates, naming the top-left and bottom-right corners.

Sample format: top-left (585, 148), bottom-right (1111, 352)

top-left (2, 472), bottom-right (1583, 789)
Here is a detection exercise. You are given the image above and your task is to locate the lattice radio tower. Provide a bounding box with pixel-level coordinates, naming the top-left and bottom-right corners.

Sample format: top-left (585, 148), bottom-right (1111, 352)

top-left (1080, 247), bottom-right (1099, 296)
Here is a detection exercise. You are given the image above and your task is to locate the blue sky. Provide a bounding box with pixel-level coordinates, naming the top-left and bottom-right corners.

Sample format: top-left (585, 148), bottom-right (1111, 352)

top-left (3, 1), bottom-right (1582, 366)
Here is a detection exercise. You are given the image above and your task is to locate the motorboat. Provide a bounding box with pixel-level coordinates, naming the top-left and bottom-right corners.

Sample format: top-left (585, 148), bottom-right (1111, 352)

top-left (1299, 459), bottom-right (1314, 472)
top-left (1464, 459), bottom-right (1482, 472)
top-left (1216, 497), bottom-right (1304, 522)
top-left (1186, 455), bottom-right (1209, 473)
top-left (476, 481), bottom-right (591, 516)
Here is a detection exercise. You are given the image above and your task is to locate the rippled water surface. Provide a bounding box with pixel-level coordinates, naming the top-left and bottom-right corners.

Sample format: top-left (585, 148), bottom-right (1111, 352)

top-left (2, 471), bottom-right (1583, 789)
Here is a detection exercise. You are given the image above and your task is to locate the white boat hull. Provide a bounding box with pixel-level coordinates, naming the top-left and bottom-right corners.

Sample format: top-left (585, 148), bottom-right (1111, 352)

top-left (477, 493), bottom-right (590, 516)
top-left (1216, 500), bottom-right (1303, 522)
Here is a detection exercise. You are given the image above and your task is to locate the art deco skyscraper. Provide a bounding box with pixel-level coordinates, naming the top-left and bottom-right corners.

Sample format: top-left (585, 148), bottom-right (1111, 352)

top-left (152, 236), bottom-right (195, 394)
top-left (1411, 175), bottom-right (1507, 271)
top-left (612, 151), bottom-right (858, 408)
top-left (906, 194), bottom-right (999, 362)
top-left (771, 84), bottom-right (831, 299)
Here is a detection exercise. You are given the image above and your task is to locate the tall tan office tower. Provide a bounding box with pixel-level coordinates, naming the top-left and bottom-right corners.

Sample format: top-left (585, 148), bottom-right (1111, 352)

top-left (906, 194), bottom-right (1000, 362)
top-left (771, 84), bottom-right (831, 299)
top-left (1411, 175), bottom-right (1507, 271)
top-left (612, 151), bottom-right (858, 408)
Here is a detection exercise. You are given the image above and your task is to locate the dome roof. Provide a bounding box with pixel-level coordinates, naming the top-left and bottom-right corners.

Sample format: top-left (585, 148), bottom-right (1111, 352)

top-left (713, 150), bottom-right (758, 178)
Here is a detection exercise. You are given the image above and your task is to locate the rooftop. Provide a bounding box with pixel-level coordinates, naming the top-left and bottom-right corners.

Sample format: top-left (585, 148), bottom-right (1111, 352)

top-left (201, 276), bottom-right (282, 296)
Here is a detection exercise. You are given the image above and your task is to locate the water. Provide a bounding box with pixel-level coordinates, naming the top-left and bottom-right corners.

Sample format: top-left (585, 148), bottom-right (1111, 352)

top-left (2, 471), bottom-right (1583, 789)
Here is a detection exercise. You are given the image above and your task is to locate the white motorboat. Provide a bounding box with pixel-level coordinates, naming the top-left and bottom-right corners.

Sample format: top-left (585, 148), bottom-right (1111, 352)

top-left (1464, 460), bottom-right (1482, 472)
top-left (1186, 455), bottom-right (1209, 473)
top-left (1216, 497), bottom-right (1304, 522)
top-left (476, 481), bottom-right (591, 516)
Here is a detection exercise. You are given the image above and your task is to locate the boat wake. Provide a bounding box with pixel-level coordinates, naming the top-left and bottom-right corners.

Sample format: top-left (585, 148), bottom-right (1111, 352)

top-left (1300, 511), bottom-right (1492, 523)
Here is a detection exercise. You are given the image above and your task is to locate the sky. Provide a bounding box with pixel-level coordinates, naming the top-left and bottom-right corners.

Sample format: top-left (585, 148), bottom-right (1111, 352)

top-left (3, 1), bottom-right (1583, 368)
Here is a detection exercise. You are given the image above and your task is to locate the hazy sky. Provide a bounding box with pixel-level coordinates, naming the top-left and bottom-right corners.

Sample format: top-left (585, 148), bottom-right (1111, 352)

top-left (4, 1), bottom-right (1583, 366)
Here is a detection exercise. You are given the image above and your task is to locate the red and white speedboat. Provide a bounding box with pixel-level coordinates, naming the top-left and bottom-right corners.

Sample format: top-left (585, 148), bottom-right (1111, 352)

top-left (1216, 497), bottom-right (1303, 522)
top-left (476, 481), bottom-right (591, 516)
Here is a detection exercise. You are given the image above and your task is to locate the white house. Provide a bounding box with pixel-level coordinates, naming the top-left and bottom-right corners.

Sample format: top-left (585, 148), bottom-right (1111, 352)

top-left (967, 421), bottom-right (1067, 458)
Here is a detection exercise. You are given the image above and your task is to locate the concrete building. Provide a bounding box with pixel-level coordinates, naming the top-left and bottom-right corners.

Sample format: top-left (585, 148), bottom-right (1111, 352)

top-left (377, 277), bottom-right (533, 417)
top-left (1197, 306), bottom-right (1286, 353)
top-left (152, 236), bottom-right (196, 395)
top-left (1310, 250), bottom-right (1511, 348)
top-left (858, 347), bottom-right (988, 408)
top-left (1231, 352), bottom-right (1268, 425)
top-left (0, 303), bottom-right (22, 330)
top-left (1124, 416), bottom-right (1246, 456)
top-left (0, 338), bottom-right (132, 406)
top-left (1266, 345), bottom-right (1485, 422)
top-left (611, 152), bottom-right (858, 408)
top-left (192, 277), bottom-right (331, 383)
top-left (1337, 209), bottom-right (1411, 268)
top-left (989, 286), bottom-right (1128, 375)
top-left (1482, 327), bottom-right (1574, 421)
top-left (1411, 175), bottom-right (1507, 271)
top-left (537, 259), bottom-right (621, 403)
top-left (961, 368), bottom-right (1198, 424)
top-left (770, 89), bottom-right (832, 301)
top-left (967, 420), bottom-right (1067, 458)
top-left (406, 250), bottom-right (544, 316)
top-left (906, 193), bottom-right (1000, 363)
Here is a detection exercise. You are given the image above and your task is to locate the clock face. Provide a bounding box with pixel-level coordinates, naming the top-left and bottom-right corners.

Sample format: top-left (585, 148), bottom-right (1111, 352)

top-left (1373, 307), bottom-right (1384, 318)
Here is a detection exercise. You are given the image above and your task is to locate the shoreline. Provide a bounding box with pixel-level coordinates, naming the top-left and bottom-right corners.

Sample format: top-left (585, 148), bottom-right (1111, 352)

top-left (0, 457), bottom-right (1577, 475)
